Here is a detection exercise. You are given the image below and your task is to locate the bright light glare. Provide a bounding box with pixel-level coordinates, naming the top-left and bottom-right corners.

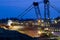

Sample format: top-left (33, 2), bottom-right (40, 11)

top-left (38, 20), bottom-right (41, 23)
top-left (51, 32), bottom-right (54, 34)
top-left (55, 20), bottom-right (57, 24)
top-left (38, 31), bottom-right (42, 34)
top-left (7, 20), bottom-right (13, 26)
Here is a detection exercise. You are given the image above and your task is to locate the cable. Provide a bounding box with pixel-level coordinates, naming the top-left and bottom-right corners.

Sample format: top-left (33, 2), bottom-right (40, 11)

top-left (17, 1), bottom-right (43, 19)
top-left (17, 4), bottom-right (33, 18)
top-left (33, 1), bottom-right (43, 19)
top-left (50, 4), bottom-right (60, 13)
top-left (20, 7), bottom-right (34, 18)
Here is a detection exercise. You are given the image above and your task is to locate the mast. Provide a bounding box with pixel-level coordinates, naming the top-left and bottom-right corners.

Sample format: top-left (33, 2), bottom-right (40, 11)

top-left (33, 2), bottom-right (41, 20)
top-left (44, 0), bottom-right (50, 22)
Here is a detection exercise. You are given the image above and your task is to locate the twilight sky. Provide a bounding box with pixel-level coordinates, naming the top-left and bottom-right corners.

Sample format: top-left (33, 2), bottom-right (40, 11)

top-left (0, 0), bottom-right (60, 19)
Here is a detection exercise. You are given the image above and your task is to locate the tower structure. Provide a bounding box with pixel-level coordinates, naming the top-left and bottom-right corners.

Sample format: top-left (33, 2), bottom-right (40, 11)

top-left (44, 0), bottom-right (50, 22)
top-left (33, 2), bottom-right (41, 20)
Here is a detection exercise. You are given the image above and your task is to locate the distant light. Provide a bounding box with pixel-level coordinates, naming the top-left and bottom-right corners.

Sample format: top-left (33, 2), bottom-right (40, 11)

top-left (51, 32), bottom-right (54, 34)
top-left (38, 31), bottom-right (42, 34)
top-left (11, 26), bottom-right (24, 30)
top-left (41, 20), bottom-right (44, 22)
top-left (38, 20), bottom-right (41, 23)
top-left (44, 28), bottom-right (49, 30)
top-left (54, 20), bottom-right (57, 24)
top-left (41, 24), bottom-right (44, 26)
top-left (38, 20), bottom-right (41, 25)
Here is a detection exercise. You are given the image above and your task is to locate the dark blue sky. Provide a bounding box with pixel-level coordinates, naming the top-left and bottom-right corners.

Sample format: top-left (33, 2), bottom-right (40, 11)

top-left (0, 0), bottom-right (60, 19)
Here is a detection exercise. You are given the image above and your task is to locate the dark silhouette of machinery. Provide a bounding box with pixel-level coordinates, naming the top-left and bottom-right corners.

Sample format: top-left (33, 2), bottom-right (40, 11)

top-left (16, 0), bottom-right (60, 33)
top-left (33, 2), bottom-right (41, 20)
top-left (17, 0), bottom-right (60, 25)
